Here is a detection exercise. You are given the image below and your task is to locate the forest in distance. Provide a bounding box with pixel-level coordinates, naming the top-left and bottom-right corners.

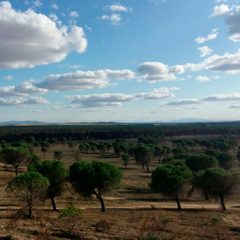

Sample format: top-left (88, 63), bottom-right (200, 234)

top-left (0, 122), bottom-right (239, 239)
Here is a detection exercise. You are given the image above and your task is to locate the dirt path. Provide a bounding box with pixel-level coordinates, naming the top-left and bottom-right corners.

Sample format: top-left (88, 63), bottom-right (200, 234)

top-left (0, 200), bottom-right (239, 212)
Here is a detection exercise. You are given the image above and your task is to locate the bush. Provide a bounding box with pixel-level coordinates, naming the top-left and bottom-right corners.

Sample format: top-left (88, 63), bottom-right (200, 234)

top-left (58, 207), bottom-right (81, 235)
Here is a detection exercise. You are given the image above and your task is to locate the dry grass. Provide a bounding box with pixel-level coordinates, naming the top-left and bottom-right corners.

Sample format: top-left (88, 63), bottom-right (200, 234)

top-left (0, 144), bottom-right (239, 239)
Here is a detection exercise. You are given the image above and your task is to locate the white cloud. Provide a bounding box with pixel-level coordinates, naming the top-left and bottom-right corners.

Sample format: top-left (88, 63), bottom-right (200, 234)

top-left (198, 46), bottom-right (213, 57)
top-left (71, 93), bottom-right (135, 108)
top-left (100, 14), bottom-right (122, 25)
top-left (167, 99), bottom-right (202, 106)
top-left (32, 0), bottom-right (42, 8)
top-left (51, 3), bottom-right (58, 10)
top-left (70, 87), bottom-right (177, 108)
top-left (212, 4), bottom-right (240, 42)
top-left (195, 29), bottom-right (219, 44)
top-left (196, 76), bottom-right (211, 82)
top-left (136, 87), bottom-right (179, 99)
top-left (104, 69), bottom-right (135, 80)
top-left (70, 65), bottom-right (83, 69)
top-left (212, 4), bottom-right (231, 16)
top-left (183, 49), bottom-right (240, 73)
top-left (0, 86), bottom-right (24, 97)
top-left (137, 62), bottom-right (184, 82)
top-left (14, 82), bottom-right (47, 94)
top-left (225, 6), bottom-right (240, 42)
top-left (0, 82), bottom-right (47, 98)
top-left (203, 93), bottom-right (240, 102)
top-left (0, 1), bottom-right (87, 69)
top-left (0, 96), bottom-right (47, 106)
top-left (167, 92), bottom-right (240, 106)
top-left (2, 75), bottom-right (13, 81)
top-left (108, 4), bottom-right (131, 12)
top-left (38, 71), bottom-right (108, 91)
top-left (37, 69), bottom-right (135, 91)
top-left (69, 11), bottom-right (79, 18)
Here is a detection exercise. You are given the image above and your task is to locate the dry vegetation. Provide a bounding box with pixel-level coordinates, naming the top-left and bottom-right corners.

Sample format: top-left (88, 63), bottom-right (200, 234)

top-left (0, 142), bottom-right (239, 239)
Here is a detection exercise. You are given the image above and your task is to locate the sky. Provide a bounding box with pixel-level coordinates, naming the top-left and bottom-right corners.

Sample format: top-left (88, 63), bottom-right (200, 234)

top-left (1, 0), bottom-right (240, 122)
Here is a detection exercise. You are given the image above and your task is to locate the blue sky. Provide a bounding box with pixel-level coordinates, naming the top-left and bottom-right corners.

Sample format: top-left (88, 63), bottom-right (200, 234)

top-left (1, 0), bottom-right (240, 122)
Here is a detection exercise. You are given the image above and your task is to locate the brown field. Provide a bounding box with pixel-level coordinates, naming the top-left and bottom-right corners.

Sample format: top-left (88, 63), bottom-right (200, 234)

top-left (0, 143), bottom-right (239, 239)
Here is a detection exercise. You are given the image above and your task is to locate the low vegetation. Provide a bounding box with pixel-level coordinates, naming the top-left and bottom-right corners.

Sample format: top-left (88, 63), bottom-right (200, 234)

top-left (0, 123), bottom-right (239, 238)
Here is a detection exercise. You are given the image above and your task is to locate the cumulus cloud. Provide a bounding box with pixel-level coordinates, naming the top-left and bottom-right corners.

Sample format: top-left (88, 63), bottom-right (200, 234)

top-left (225, 6), bottom-right (240, 42)
top-left (69, 11), bottom-right (79, 18)
top-left (195, 29), bottom-right (219, 44)
top-left (198, 46), bottom-right (213, 57)
top-left (182, 49), bottom-right (240, 73)
top-left (167, 92), bottom-right (240, 106)
top-left (0, 1), bottom-right (87, 69)
top-left (203, 93), bottom-right (240, 102)
top-left (37, 69), bottom-right (135, 91)
top-left (108, 4), bottom-right (131, 12)
top-left (212, 4), bottom-right (231, 16)
top-left (167, 99), bottom-right (202, 106)
top-left (136, 87), bottom-right (179, 99)
top-left (32, 0), bottom-right (42, 8)
top-left (212, 4), bottom-right (240, 42)
top-left (100, 14), bottom-right (122, 25)
top-left (104, 69), bottom-right (135, 80)
top-left (0, 96), bottom-right (47, 106)
top-left (0, 86), bottom-right (24, 97)
top-left (71, 93), bottom-right (135, 107)
top-left (14, 82), bottom-right (47, 94)
top-left (70, 87), bottom-right (178, 108)
top-left (196, 76), bottom-right (211, 82)
top-left (137, 62), bottom-right (184, 82)
top-left (2, 75), bottom-right (13, 81)
top-left (51, 3), bottom-right (58, 10)
top-left (0, 82), bottom-right (47, 98)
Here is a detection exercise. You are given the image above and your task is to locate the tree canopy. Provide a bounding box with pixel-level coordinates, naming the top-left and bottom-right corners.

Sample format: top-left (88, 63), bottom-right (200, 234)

top-left (7, 171), bottom-right (49, 217)
top-left (29, 160), bottom-right (68, 211)
top-left (194, 168), bottom-right (239, 210)
top-left (69, 161), bottom-right (122, 212)
top-left (1, 146), bottom-right (34, 175)
top-left (185, 154), bottom-right (218, 173)
top-left (151, 163), bottom-right (192, 210)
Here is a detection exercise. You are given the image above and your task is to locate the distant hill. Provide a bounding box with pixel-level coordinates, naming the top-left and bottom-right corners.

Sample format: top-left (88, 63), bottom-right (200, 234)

top-left (0, 121), bottom-right (51, 126)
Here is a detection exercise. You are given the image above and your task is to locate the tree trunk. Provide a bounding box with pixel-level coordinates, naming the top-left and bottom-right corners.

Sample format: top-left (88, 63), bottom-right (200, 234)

top-left (28, 198), bottom-right (32, 218)
top-left (204, 191), bottom-right (209, 200)
top-left (94, 190), bottom-right (106, 212)
top-left (219, 195), bottom-right (226, 211)
top-left (14, 166), bottom-right (18, 176)
top-left (175, 195), bottom-right (181, 210)
top-left (98, 194), bottom-right (105, 212)
top-left (145, 160), bottom-right (150, 172)
top-left (50, 196), bottom-right (57, 211)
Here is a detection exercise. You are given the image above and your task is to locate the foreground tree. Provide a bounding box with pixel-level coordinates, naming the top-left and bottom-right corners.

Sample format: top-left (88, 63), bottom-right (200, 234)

top-left (69, 161), bottom-right (122, 212)
top-left (29, 160), bottom-right (68, 211)
top-left (151, 163), bottom-right (192, 210)
top-left (1, 146), bottom-right (33, 175)
top-left (194, 168), bottom-right (239, 211)
top-left (7, 172), bottom-right (49, 218)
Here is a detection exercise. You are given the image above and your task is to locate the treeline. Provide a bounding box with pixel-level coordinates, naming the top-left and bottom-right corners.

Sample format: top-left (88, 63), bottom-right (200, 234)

top-left (2, 121), bottom-right (240, 142)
